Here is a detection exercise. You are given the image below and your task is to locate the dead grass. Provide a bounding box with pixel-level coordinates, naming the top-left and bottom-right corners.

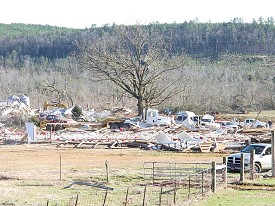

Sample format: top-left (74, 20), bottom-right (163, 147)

top-left (0, 144), bottom-right (224, 205)
top-left (217, 110), bottom-right (275, 122)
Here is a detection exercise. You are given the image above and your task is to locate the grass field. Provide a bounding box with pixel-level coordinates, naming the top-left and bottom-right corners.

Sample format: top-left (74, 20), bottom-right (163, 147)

top-left (0, 145), bottom-right (225, 205)
top-left (217, 110), bottom-right (275, 122)
top-left (193, 187), bottom-right (275, 206)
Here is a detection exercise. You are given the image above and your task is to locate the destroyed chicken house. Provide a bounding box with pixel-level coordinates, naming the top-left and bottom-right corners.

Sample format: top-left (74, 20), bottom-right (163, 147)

top-left (0, 95), bottom-right (273, 153)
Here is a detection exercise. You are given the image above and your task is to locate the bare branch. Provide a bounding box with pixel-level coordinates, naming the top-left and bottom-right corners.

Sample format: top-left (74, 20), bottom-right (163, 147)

top-left (77, 25), bottom-right (186, 116)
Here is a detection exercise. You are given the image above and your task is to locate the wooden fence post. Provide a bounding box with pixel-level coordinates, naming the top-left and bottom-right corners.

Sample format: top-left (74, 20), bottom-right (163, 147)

top-left (223, 156), bottom-right (227, 188)
top-left (240, 153), bottom-right (244, 182)
top-left (250, 149), bottom-right (255, 180)
top-left (124, 187), bottom-right (129, 206)
top-left (188, 174), bottom-right (191, 198)
top-left (105, 160), bottom-right (109, 183)
top-left (50, 125), bottom-right (52, 139)
top-left (103, 190), bottom-right (108, 206)
top-left (59, 154), bottom-right (62, 181)
top-left (142, 185), bottom-right (147, 206)
top-left (201, 171), bottom-right (204, 196)
top-left (75, 193), bottom-right (79, 206)
top-left (173, 181), bottom-right (176, 204)
top-left (211, 161), bottom-right (216, 193)
top-left (152, 162), bottom-right (155, 184)
top-left (159, 185), bottom-right (163, 206)
top-left (271, 130), bottom-right (275, 177)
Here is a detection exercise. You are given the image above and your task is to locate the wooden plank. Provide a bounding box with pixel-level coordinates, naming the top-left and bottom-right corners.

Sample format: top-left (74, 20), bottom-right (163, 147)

top-left (199, 142), bottom-right (212, 153)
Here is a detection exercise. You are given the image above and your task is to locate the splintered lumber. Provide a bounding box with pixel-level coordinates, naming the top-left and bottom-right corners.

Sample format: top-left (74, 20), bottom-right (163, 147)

top-left (199, 142), bottom-right (212, 153)
top-left (213, 142), bottom-right (227, 152)
top-left (20, 134), bottom-right (28, 142)
top-left (240, 128), bottom-right (270, 134)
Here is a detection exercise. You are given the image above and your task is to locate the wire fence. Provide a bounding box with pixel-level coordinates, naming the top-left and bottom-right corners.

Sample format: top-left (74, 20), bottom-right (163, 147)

top-left (0, 157), bottom-right (227, 206)
top-left (27, 185), bottom-right (212, 206)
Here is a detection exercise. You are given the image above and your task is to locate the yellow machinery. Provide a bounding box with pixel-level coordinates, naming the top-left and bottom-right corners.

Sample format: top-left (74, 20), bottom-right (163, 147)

top-left (43, 101), bottom-right (68, 111)
top-left (39, 101), bottom-right (68, 128)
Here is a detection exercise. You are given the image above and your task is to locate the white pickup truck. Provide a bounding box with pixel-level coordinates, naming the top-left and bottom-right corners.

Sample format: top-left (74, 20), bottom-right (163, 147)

top-left (239, 118), bottom-right (267, 129)
top-left (200, 114), bottom-right (220, 129)
top-left (227, 143), bottom-right (271, 173)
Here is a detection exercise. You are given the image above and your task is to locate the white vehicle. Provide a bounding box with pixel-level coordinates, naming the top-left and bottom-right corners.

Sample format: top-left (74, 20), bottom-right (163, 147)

top-left (227, 143), bottom-right (272, 173)
top-left (239, 119), bottom-right (267, 129)
top-left (109, 109), bottom-right (171, 131)
top-left (200, 114), bottom-right (220, 129)
top-left (145, 109), bottom-right (171, 126)
top-left (175, 111), bottom-right (200, 130)
top-left (216, 121), bottom-right (239, 131)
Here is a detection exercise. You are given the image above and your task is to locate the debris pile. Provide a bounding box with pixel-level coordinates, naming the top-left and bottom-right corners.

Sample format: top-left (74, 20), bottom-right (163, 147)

top-left (0, 96), bottom-right (273, 153)
top-left (0, 101), bottom-right (33, 127)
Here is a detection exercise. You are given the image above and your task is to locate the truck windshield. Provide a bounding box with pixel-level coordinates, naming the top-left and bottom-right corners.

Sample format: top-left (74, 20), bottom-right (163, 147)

top-left (202, 119), bottom-right (211, 123)
top-left (241, 145), bottom-right (266, 154)
top-left (176, 115), bottom-right (187, 122)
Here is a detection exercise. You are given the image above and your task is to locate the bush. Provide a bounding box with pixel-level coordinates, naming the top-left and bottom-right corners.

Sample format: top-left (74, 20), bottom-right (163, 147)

top-left (72, 105), bottom-right (83, 117)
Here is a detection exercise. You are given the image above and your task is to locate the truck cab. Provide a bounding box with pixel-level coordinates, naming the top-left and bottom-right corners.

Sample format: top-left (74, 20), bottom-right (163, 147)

top-left (227, 143), bottom-right (272, 173)
top-left (240, 119), bottom-right (267, 128)
top-left (200, 114), bottom-right (220, 129)
top-left (145, 109), bottom-right (171, 126)
top-left (175, 111), bottom-right (200, 130)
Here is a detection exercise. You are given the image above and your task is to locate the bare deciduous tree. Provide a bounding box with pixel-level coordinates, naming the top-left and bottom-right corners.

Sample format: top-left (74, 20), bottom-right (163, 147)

top-left (77, 25), bottom-right (185, 116)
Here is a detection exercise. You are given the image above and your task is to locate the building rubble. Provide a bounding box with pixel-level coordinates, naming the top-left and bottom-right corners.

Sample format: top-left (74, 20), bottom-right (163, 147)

top-left (0, 96), bottom-right (273, 153)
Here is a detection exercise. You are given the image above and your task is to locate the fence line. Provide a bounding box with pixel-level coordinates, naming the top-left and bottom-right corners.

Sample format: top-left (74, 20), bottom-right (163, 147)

top-left (0, 158), bottom-right (227, 205)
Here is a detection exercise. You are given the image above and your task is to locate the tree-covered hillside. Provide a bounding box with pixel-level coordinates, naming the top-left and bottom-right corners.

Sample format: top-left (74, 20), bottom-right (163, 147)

top-left (1, 18), bottom-right (275, 61)
top-left (0, 23), bottom-right (81, 61)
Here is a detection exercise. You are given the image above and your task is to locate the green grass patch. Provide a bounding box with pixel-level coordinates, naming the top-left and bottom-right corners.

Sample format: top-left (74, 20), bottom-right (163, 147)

top-left (218, 110), bottom-right (275, 122)
top-left (252, 177), bottom-right (275, 185)
top-left (193, 188), bottom-right (275, 206)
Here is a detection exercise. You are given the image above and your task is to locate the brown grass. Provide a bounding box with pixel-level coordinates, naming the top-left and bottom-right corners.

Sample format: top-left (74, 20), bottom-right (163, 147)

top-left (0, 144), bottom-right (225, 205)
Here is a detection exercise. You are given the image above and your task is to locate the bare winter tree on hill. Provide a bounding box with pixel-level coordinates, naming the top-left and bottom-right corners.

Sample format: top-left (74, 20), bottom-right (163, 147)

top-left (77, 25), bottom-right (186, 117)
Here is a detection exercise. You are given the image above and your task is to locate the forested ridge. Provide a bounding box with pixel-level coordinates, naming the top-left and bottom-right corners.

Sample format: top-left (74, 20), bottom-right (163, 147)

top-left (0, 19), bottom-right (274, 113)
top-left (1, 18), bottom-right (275, 60)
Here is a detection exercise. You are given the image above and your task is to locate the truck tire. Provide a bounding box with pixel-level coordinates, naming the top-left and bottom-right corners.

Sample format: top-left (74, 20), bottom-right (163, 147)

top-left (110, 123), bottom-right (120, 131)
top-left (46, 124), bottom-right (54, 131)
top-left (122, 123), bottom-right (130, 131)
top-left (55, 124), bottom-right (64, 131)
top-left (254, 163), bottom-right (262, 173)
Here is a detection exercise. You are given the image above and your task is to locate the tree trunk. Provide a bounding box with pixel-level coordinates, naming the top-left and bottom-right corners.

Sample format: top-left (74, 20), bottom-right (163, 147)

top-left (137, 97), bottom-right (144, 117)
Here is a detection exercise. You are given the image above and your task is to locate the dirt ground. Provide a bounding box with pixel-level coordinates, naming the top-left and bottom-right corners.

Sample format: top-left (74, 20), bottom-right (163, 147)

top-left (0, 143), bottom-right (225, 172)
top-left (0, 144), bottom-right (227, 205)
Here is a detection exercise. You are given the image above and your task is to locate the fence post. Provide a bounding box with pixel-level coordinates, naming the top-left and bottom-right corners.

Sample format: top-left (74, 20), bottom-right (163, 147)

top-left (173, 181), bottom-right (176, 204)
top-left (201, 171), bottom-right (204, 197)
top-left (211, 161), bottom-right (216, 193)
top-left (240, 153), bottom-right (244, 182)
top-left (50, 125), bottom-right (52, 140)
top-left (75, 193), bottom-right (79, 206)
top-left (59, 154), bottom-right (62, 181)
top-left (250, 149), bottom-right (255, 180)
top-left (152, 162), bottom-right (155, 184)
top-left (159, 185), bottom-right (162, 206)
top-left (223, 157), bottom-right (227, 188)
top-left (124, 187), bottom-right (129, 206)
top-left (105, 160), bottom-right (109, 183)
top-left (142, 185), bottom-right (147, 206)
top-left (188, 174), bottom-right (191, 198)
top-left (271, 130), bottom-right (275, 177)
top-left (103, 190), bottom-right (108, 206)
